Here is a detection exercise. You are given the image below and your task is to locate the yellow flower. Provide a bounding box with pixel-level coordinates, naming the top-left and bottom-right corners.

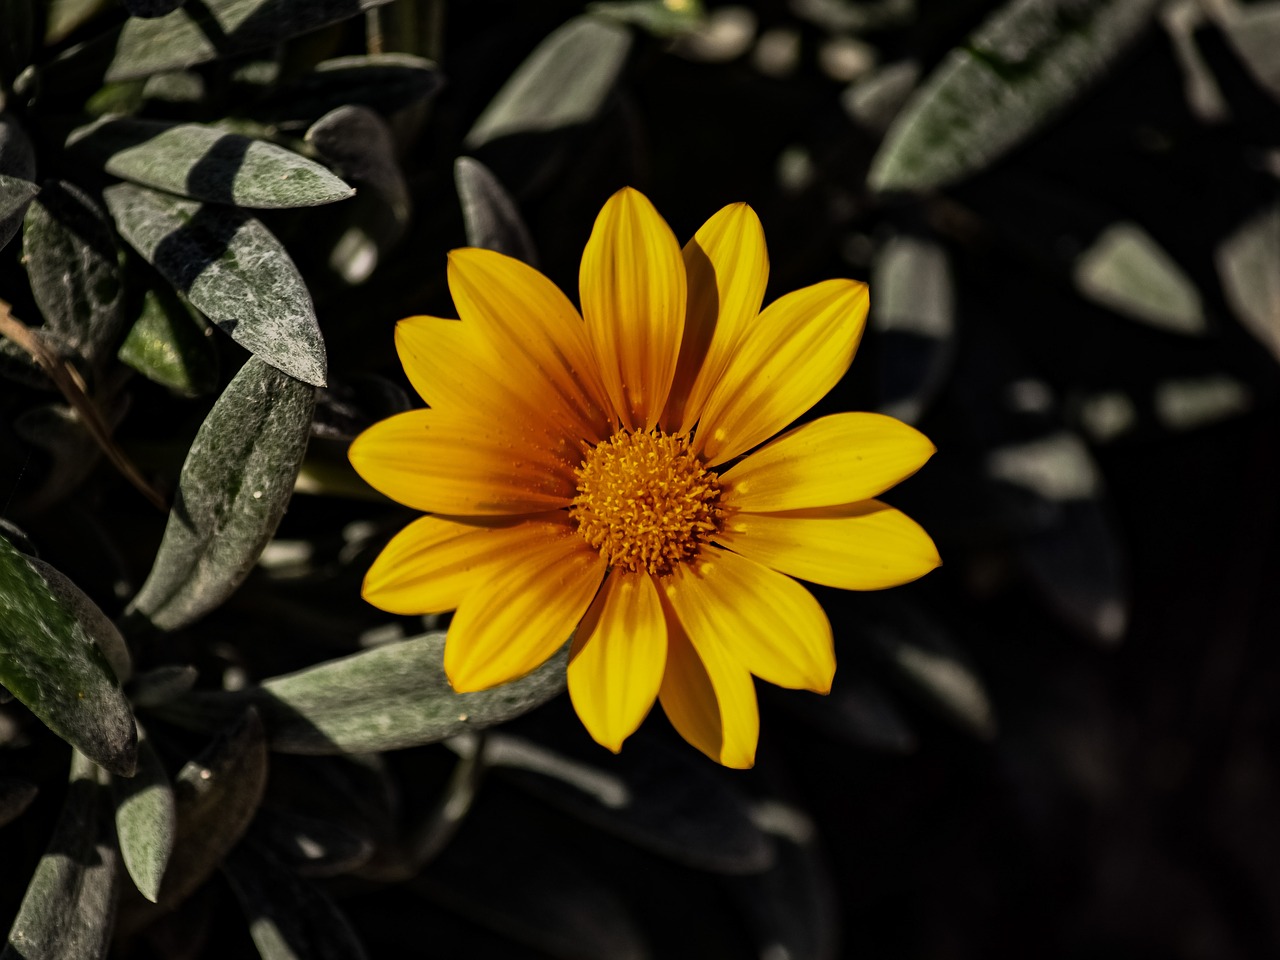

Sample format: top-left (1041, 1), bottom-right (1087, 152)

top-left (349, 188), bottom-right (939, 767)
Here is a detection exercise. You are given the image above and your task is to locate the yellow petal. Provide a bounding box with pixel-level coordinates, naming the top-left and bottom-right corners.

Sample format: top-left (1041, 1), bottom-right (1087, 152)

top-left (721, 412), bottom-right (935, 512)
top-left (662, 203), bottom-right (769, 434)
top-left (658, 608), bottom-right (758, 769)
top-left (363, 513), bottom-right (574, 615)
top-left (694, 279), bottom-right (869, 466)
top-left (568, 569), bottom-right (666, 753)
top-left (663, 547), bottom-right (835, 693)
top-left (348, 409), bottom-right (577, 515)
top-left (580, 187), bottom-right (686, 431)
top-left (716, 501), bottom-right (941, 590)
top-left (395, 315), bottom-right (523, 415)
top-left (448, 248), bottom-right (614, 441)
top-left (445, 534), bottom-right (606, 691)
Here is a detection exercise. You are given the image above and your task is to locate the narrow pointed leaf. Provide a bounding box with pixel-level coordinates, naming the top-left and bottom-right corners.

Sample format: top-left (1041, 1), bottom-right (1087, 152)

top-left (455, 157), bottom-right (538, 263)
top-left (22, 181), bottom-right (126, 368)
top-left (103, 0), bottom-right (397, 80)
top-left (112, 726), bottom-right (176, 903)
top-left (0, 175), bottom-right (36, 252)
top-left (223, 843), bottom-right (370, 960)
top-left (127, 356), bottom-right (315, 632)
top-left (465, 16), bottom-right (633, 149)
top-left (104, 183), bottom-right (327, 385)
top-left (71, 117), bottom-right (353, 208)
top-left (2, 752), bottom-right (119, 960)
top-left (869, 0), bottom-right (1161, 192)
top-left (157, 710), bottom-right (268, 910)
top-left (153, 632), bottom-right (567, 753)
top-left (1074, 221), bottom-right (1206, 334)
top-left (117, 286), bottom-right (220, 397)
top-left (249, 53), bottom-right (444, 128)
top-left (0, 535), bottom-right (137, 776)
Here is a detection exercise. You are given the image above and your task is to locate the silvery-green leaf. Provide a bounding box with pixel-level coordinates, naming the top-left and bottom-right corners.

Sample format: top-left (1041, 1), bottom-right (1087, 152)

top-left (247, 53), bottom-right (443, 129)
top-left (1153, 374), bottom-right (1252, 431)
top-left (104, 183), bottom-right (327, 385)
top-left (1219, 2), bottom-right (1280, 105)
top-left (103, 0), bottom-right (397, 80)
top-left (2, 751), bottom-right (119, 960)
top-left (112, 725), bottom-right (175, 903)
top-left (1216, 201), bottom-right (1280, 363)
top-left (223, 843), bottom-right (370, 960)
top-left (481, 730), bottom-right (772, 874)
top-left (729, 799), bottom-right (838, 960)
top-left (158, 710), bottom-right (268, 910)
top-left (117, 286), bottom-right (219, 397)
top-left (0, 534), bottom-right (137, 776)
top-left (22, 181), bottom-right (126, 368)
top-left (869, 0), bottom-right (1161, 192)
top-left (864, 599), bottom-right (998, 738)
top-left (126, 356), bottom-right (315, 632)
top-left (1074, 221), bottom-right (1206, 335)
top-left (306, 106), bottom-right (410, 284)
top-left (24, 558), bottom-right (131, 682)
top-left (154, 632), bottom-right (567, 753)
top-left (70, 117), bottom-right (353, 208)
top-left (872, 233), bottom-right (955, 424)
top-left (841, 59), bottom-right (921, 133)
top-left (1160, 0), bottom-right (1229, 124)
top-left (454, 157), bottom-right (538, 264)
top-left (0, 777), bottom-right (37, 828)
top-left (465, 16), bottom-right (633, 149)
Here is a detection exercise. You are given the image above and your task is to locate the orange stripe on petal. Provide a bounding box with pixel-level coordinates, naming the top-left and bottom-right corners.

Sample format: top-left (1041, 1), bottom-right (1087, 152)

top-left (362, 513), bottom-right (575, 615)
top-left (348, 409), bottom-right (577, 515)
top-left (663, 547), bottom-right (835, 694)
top-left (716, 501), bottom-right (941, 590)
top-left (568, 569), bottom-right (666, 753)
top-left (694, 279), bottom-right (869, 466)
top-left (721, 412), bottom-right (935, 512)
top-left (658, 607), bottom-right (758, 769)
top-left (580, 187), bottom-right (686, 431)
top-left (447, 248), bottom-right (614, 441)
top-left (664, 203), bottom-right (769, 434)
top-left (445, 535), bottom-right (606, 692)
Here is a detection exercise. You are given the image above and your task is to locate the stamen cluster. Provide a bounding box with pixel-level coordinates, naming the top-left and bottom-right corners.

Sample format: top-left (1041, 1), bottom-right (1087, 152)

top-left (570, 429), bottom-right (724, 576)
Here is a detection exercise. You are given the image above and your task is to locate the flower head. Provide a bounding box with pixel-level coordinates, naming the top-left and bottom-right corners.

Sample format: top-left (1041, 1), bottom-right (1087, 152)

top-left (349, 188), bottom-right (939, 767)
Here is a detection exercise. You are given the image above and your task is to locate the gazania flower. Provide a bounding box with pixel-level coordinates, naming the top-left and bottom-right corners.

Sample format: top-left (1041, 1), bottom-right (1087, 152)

top-left (349, 188), bottom-right (939, 767)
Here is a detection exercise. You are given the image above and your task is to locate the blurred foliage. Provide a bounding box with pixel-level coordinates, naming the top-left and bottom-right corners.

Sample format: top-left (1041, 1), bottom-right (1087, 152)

top-left (1, 0), bottom-right (1279, 958)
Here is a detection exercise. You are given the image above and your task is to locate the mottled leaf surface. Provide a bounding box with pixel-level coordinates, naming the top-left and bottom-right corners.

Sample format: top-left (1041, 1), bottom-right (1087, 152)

top-left (22, 181), bottom-right (125, 368)
top-left (0, 111), bottom-right (37, 251)
top-left (869, 0), bottom-right (1161, 192)
top-left (104, 0), bottom-right (397, 80)
top-left (112, 727), bottom-right (176, 903)
top-left (0, 535), bottom-right (136, 776)
top-left (248, 53), bottom-right (443, 128)
top-left (104, 183), bottom-right (327, 385)
top-left (127, 356), bottom-right (315, 632)
top-left (155, 633), bottom-right (568, 753)
top-left (465, 16), bottom-right (633, 148)
top-left (72, 117), bottom-right (353, 208)
top-left (2, 752), bottom-right (119, 960)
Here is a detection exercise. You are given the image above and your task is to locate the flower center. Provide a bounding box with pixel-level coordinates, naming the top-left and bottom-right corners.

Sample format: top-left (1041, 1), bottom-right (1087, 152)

top-left (570, 429), bottom-right (724, 576)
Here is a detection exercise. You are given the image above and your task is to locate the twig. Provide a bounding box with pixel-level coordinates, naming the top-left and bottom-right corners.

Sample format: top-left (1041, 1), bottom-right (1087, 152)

top-left (0, 297), bottom-right (168, 512)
